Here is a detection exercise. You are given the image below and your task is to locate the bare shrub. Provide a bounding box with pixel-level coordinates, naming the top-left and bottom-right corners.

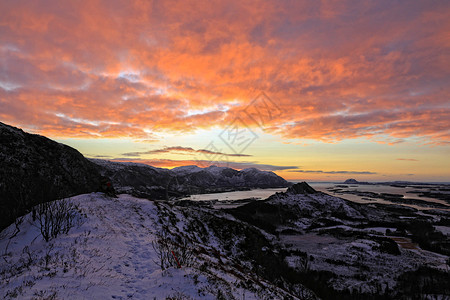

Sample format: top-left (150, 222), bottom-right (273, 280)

top-left (35, 199), bottom-right (78, 242)
top-left (165, 291), bottom-right (194, 300)
top-left (22, 246), bottom-right (34, 269)
top-left (294, 254), bottom-right (310, 273)
top-left (32, 290), bottom-right (57, 300)
top-left (174, 234), bottom-right (195, 268)
top-left (152, 226), bottom-right (195, 270)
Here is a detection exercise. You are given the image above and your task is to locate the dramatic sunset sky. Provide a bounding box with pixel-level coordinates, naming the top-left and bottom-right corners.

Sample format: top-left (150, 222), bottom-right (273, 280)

top-left (1, 1), bottom-right (449, 182)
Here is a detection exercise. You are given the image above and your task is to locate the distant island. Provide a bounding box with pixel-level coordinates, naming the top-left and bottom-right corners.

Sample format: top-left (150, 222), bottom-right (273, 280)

top-left (343, 178), bottom-right (371, 185)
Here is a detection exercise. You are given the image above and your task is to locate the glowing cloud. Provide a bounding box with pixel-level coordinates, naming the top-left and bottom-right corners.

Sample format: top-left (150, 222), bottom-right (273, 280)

top-left (0, 0), bottom-right (448, 144)
top-left (1, 1), bottom-right (449, 180)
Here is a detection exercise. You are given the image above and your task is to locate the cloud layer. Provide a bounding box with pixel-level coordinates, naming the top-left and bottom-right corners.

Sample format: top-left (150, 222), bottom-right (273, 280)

top-left (1, 0), bottom-right (449, 145)
top-left (288, 170), bottom-right (377, 175)
top-left (107, 158), bottom-right (298, 172)
top-left (122, 146), bottom-right (252, 157)
top-left (396, 158), bottom-right (418, 162)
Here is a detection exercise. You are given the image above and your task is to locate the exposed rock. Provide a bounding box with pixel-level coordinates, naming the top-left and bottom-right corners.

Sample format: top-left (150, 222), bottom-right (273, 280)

top-left (286, 182), bottom-right (317, 194)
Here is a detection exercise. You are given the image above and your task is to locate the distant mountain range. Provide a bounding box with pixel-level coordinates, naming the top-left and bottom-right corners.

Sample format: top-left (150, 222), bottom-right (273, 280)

top-left (92, 159), bottom-right (290, 199)
top-left (0, 121), bottom-right (289, 229)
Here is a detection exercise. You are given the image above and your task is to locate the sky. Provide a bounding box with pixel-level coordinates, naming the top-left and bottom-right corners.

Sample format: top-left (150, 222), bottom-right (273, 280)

top-left (1, 0), bottom-right (449, 182)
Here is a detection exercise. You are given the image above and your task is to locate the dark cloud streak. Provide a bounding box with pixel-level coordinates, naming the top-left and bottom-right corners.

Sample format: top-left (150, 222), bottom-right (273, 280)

top-left (110, 158), bottom-right (298, 172)
top-left (122, 146), bottom-right (252, 157)
top-left (396, 158), bottom-right (418, 162)
top-left (288, 170), bottom-right (377, 175)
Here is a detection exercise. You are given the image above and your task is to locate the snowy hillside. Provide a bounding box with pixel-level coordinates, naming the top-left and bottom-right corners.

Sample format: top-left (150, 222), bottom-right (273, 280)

top-left (227, 183), bottom-right (450, 297)
top-left (2, 183), bottom-right (449, 299)
top-left (0, 193), bottom-right (314, 299)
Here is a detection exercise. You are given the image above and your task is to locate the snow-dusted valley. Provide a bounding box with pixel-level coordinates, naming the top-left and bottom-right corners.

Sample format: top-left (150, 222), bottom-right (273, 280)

top-left (1, 184), bottom-right (449, 299)
top-left (1, 193), bottom-right (316, 299)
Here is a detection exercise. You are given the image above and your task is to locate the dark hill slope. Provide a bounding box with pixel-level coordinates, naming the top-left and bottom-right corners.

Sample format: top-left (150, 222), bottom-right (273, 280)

top-left (0, 122), bottom-right (103, 230)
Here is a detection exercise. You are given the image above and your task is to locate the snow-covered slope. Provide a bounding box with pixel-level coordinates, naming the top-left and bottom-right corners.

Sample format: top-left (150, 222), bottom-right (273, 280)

top-left (2, 186), bottom-right (449, 298)
top-left (0, 193), bottom-right (314, 299)
top-left (227, 183), bottom-right (450, 296)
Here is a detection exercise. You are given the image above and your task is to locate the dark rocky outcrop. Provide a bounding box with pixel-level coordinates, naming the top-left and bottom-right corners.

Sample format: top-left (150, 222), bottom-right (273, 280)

top-left (0, 122), bottom-right (104, 230)
top-left (286, 182), bottom-right (317, 194)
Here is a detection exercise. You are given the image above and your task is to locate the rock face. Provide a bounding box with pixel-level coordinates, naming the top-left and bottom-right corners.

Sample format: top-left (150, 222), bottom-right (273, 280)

top-left (0, 122), bottom-right (103, 230)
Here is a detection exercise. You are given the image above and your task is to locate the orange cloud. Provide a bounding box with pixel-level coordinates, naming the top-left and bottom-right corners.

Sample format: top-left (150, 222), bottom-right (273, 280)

top-left (0, 0), bottom-right (449, 145)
